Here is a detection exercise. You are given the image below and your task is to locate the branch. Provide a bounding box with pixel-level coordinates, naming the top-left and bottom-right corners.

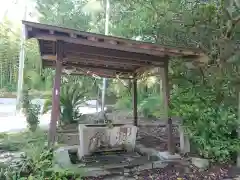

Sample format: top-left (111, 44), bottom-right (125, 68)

top-left (190, 39), bottom-right (210, 55)
top-left (150, 0), bottom-right (158, 14)
top-left (233, 15), bottom-right (240, 25)
top-left (198, 67), bottom-right (206, 85)
top-left (224, 7), bottom-right (232, 20)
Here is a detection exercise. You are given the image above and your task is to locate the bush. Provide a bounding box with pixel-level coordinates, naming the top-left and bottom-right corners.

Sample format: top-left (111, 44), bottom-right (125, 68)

top-left (43, 83), bottom-right (85, 126)
top-left (171, 87), bottom-right (240, 162)
top-left (115, 92), bottom-right (163, 118)
top-left (0, 130), bottom-right (47, 152)
top-left (0, 140), bottom-right (83, 180)
top-left (26, 103), bottom-right (41, 132)
top-left (22, 87), bottom-right (40, 132)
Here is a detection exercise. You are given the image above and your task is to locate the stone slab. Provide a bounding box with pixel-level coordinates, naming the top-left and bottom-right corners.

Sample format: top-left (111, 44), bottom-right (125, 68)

top-left (104, 176), bottom-right (135, 180)
top-left (135, 144), bottom-right (160, 159)
top-left (136, 144), bottom-right (181, 162)
top-left (54, 147), bottom-right (72, 168)
top-left (152, 161), bottom-right (168, 169)
top-left (137, 163), bottom-right (153, 171)
top-left (237, 156), bottom-right (240, 167)
top-left (179, 126), bottom-right (190, 153)
top-left (191, 157), bottom-right (209, 171)
top-left (83, 167), bottom-right (111, 177)
top-left (157, 151), bottom-right (181, 161)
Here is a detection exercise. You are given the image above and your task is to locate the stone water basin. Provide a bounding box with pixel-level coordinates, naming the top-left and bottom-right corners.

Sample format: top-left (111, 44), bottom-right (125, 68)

top-left (78, 124), bottom-right (137, 159)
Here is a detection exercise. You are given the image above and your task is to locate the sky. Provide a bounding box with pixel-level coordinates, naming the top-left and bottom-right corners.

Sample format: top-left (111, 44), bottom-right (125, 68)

top-left (0, 0), bottom-right (37, 24)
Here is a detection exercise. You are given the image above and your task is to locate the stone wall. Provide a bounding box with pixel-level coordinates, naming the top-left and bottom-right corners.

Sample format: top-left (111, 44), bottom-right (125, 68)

top-left (57, 129), bottom-right (79, 145)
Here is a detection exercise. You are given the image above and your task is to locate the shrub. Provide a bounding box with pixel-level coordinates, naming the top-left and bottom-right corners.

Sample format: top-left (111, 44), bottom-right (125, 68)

top-left (43, 83), bottom-right (86, 126)
top-left (171, 87), bottom-right (240, 162)
top-left (0, 130), bottom-right (47, 152)
top-left (22, 87), bottom-right (40, 132)
top-left (0, 144), bottom-right (83, 179)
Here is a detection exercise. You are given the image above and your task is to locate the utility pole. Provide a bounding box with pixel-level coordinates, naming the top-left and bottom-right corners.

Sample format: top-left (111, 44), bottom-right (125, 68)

top-left (101, 0), bottom-right (110, 112)
top-left (16, 1), bottom-right (27, 112)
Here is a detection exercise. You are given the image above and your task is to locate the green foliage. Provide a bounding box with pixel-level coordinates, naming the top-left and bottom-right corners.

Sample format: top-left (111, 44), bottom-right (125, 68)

top-left (116, 93), bottom-right (163, 118)
top-left (114, 79), bottom-right (163, 118)
top-left (36, 0), bottom-right (92, 31)
top-left (138, 95), bottom-right (163, 118)
top-left (22, 87), bottom-right (41, 132)
top-left (170, 69), bottom-right (240, 162)
top-left (0, 131), bottom-right (83, 180)
top-left (0, 18), bottom-right (51, 92)
top-left (26, 104), bottom-right (41, 132)
top-left (43, 83), bottom-right (86, 125)
top-left (0, 19), bottom-right (19, 91)
top-left (0, 149), bottom-right (82, 180)
top-left (0, 130), bottom-right (47, 152)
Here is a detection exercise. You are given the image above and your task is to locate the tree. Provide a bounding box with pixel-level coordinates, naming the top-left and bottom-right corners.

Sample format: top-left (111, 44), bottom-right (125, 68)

top-left (36, 0), bottom-right (92, 31)
top-left (0, 18), bottom-right (20, 91)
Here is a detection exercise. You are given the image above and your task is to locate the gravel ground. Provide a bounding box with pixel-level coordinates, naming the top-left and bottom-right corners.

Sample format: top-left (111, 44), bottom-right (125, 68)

top-left (83, 163), bottom-right (240, 180)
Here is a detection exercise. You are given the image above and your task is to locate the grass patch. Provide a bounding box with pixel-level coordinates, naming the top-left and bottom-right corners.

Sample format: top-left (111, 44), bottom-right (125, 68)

top-left (0, 130), bottom-right (85, 179)
top-left (0, 129), bottom-right (47, 152)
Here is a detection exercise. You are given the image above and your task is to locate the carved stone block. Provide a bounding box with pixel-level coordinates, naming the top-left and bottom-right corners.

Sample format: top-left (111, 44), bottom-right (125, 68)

top-left (78, 124), bottom-right (137, 159)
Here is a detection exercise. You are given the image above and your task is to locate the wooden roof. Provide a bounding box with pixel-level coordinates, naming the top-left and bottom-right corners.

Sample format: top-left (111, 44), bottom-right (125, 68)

top-left (23, 21), bottom-right (204, 78)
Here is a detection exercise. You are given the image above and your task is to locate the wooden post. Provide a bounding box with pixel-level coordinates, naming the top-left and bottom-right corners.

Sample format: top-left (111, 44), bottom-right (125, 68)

top-left (133, 77), bottom-right (138, 126)
top-left (48, 41), bottom-right (64, 147)
top-left (161, 61), bottom-right (174, 154)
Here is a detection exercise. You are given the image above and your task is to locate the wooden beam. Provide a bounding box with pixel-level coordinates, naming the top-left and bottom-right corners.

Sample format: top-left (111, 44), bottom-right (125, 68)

top-left (67, 54), bottom-right (164, 66)
top-left (43, 60), bottom-right (135, 73)
top-left (43, 64), bottom-right (134, 78)
top-left (68, 69), bottom-right (133, 79)
top-left (42, 53), bottom-right (162, 67)
top-left (48, 40), bottom-right (64, 147)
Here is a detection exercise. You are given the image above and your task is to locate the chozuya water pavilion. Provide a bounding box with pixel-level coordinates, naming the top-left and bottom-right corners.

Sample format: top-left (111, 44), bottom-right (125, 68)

top-left (23, 20), bottom-right (204, 154)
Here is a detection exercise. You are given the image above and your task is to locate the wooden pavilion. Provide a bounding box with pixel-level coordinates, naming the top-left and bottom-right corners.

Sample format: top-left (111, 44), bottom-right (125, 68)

top-left (23, 21), bottom-right (204, 154)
